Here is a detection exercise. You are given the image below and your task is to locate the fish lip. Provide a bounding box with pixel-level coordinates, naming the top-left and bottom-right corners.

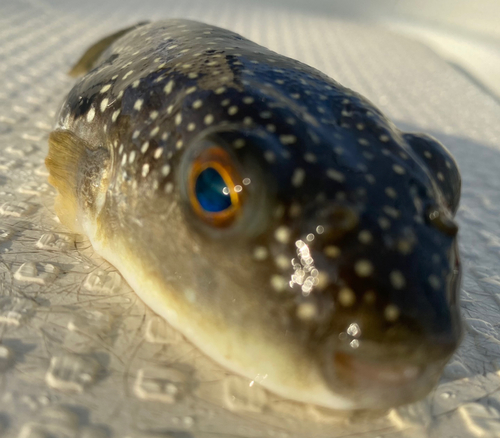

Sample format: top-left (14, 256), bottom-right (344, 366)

top-left (333, 351), bottom-right (425, 386)
top-left (320, 334), bottom-right (459, 409)
top-left (326, 350), bottom-right (445, 408)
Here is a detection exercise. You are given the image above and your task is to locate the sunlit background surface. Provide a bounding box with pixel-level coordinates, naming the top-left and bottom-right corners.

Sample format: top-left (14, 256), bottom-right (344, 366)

top-left (0, 0), bottom-right (499, 437)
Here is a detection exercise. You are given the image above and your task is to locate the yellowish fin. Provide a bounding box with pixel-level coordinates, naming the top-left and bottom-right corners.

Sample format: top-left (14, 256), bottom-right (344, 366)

top-left (45, 130), bottom-right (88, 233)
top-left (68, 22), bottom-right (150, 77)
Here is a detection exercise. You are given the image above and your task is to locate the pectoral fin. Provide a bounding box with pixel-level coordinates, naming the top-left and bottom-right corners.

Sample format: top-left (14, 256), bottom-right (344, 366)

top-left (45, 130), bottom-right (90, 233)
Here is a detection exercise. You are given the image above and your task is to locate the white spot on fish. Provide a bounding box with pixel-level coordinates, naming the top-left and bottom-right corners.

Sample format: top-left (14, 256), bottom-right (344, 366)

top-left (304, 153), bottom-right (317, 163)
top-left (428, 275), bottom-right (441, 290)
top-left (296, 303), bottom-right (317, 320)
top-left (291, 168), bottom-right (305, 187)
top-left (354, 260), bottom-right (374, 277)
top-left (154, 147), bottom-right (163, 159)
top-left (338, 288), bottom-right (355, 306)
top-left (274, 226), bottom-right (291, 244)
top-left (279, 135), bottom-right (297, 145)
top-left (264, 151), bottom-right (275, 163)
top-left (253, 246), bottom-right (268, 260)
top-left (270, 275), bottom-right (287, 292)
top-left (326, 169), bottom-right (345, 183)
top-left (358, 230), bottom-right (373, 244)
top-left (365, 174), bottom-right (376, 184)
top-left (86, 107), bottom-right (95, 122)
top-left (100, 98), bottom-right (109, 112)
top-left (122, 70), bottom-right (134, 80)
top-left (384, 305), bottom-right (400, 321)
top-left (134, 99), bottom-right (144, 111)
top-left (161, 165), bottom-right (171, 176)
top-left (393, 164), bottom-right (406, 175)
top-left (164, 80), bottom-right (174, 95)
top-left (233, 139), bottom-right (245, 148)
top-left (385, 187), bottom-right (397, 198)
top-left (390, 270), bottom-right (406, 289)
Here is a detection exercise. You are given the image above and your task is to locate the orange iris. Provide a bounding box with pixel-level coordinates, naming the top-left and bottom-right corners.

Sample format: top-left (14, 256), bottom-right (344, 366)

top-left (188, 146), bottom-right (244, 227)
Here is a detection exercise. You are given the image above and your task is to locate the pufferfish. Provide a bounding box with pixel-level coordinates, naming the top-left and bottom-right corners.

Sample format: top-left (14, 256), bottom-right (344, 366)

top-left (46, 20), bottom-right (462, 410)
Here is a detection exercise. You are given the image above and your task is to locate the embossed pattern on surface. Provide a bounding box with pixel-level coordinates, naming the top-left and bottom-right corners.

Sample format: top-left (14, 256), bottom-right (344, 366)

top-left (0, 0), bottom-right (499, 437)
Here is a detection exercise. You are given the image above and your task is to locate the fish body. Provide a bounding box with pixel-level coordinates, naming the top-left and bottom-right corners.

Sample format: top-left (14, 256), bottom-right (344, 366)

top-left (46, 20), bottom-right (462, 410)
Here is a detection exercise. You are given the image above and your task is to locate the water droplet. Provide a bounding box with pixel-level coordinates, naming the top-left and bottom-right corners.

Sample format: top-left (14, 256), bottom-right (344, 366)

top-left (34, 164), bottom-right (50, 177)
top-left (182, 416), bottom-right (195, 428)
top-left (18, 181), bottom-right (51, 196)
top-left (45, 354), bottom-right (100, 393)
top-left (458, 403), bottom-right (500, 436)
top-left (0, 201), bottom-right (36, 217)
top-left (14, 262), bottom-right (59, 285)
top-left (0, 227), bottom-right (13, 242)
top-left (144, 316), bottom-right (183, 344)
top-left (79, 427), bottom-right (109, 438)
top-left (223, 375), bottom-right (268, 413)
top-left (68, 310), bottom-right (114, 334)
top-left (0, 157), bottom-right (20, 171)
top-left (83, 270), bottom-right (121, 293)
top-left (5, 142), bottom-right (37, 157)
top-left (18, 406), bottom-right (79, 438)
top-left (35, 233), bottom-right (74, 251)
top-left (0, 345), bottom-right (13, 372)
top-left (0, 297), bottom-right (37, 326)
top-left (134, 366), bottom-right (189, 403)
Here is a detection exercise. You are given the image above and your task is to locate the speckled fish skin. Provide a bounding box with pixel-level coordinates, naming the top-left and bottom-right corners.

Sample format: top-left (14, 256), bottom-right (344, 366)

top-left (47, 19), bottom-right (462, 410)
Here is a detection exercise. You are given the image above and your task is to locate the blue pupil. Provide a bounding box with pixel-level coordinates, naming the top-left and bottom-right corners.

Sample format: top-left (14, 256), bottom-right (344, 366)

top-left (195, 167), bottom-right (232, 212)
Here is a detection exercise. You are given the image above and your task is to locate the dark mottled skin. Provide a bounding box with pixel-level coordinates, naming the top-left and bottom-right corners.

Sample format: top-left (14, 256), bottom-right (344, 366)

top-left (51, 19), bottom-right (462, 409)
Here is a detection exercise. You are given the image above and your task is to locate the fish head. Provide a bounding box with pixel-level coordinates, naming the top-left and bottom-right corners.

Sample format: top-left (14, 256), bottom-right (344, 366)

top-left (172, 113), bottom-right (462, 409)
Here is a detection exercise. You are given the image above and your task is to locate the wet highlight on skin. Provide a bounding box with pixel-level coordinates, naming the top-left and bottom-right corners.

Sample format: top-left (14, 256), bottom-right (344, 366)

top-left (45, 19), bottom-right (462, 410)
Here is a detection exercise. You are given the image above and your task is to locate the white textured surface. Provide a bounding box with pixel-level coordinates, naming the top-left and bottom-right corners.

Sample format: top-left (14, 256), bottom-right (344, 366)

top-left (1, 1), bottom-right (500, 437)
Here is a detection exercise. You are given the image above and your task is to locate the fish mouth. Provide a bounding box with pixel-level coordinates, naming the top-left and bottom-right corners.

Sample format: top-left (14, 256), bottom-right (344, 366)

top-left (326, 348), bottom-right (447, 409)
top-left (334, 351), bottom-right (424, 386)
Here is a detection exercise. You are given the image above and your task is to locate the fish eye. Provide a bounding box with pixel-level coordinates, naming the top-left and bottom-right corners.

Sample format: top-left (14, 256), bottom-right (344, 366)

top-left (188, 146), bottom-right (243, 227)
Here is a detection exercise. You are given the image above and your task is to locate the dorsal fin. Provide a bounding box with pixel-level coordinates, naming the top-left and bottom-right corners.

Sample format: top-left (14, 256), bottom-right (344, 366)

top-left (68, 22), bottom-right (150, 77)
top-left (403, 133), bottom-right (461, 215)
